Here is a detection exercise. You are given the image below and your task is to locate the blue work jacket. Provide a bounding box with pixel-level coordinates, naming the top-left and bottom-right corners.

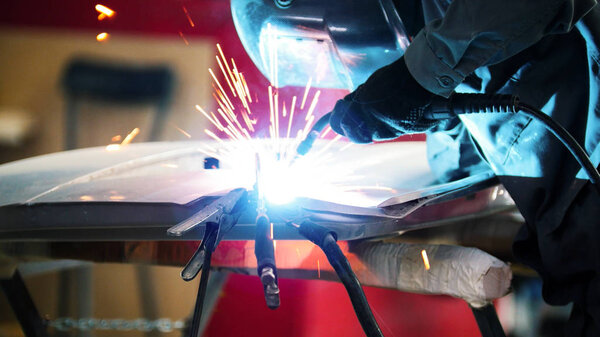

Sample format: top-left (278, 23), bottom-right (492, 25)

top-left (405, 0), bottom-right (600, 334)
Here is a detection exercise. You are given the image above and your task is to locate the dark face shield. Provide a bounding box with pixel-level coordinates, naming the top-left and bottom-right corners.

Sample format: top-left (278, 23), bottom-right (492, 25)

top-left (231, 0), bottom-right (411, 90)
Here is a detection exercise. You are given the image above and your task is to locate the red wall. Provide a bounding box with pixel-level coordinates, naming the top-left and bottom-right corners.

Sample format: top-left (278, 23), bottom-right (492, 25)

top-left (0, 0), bottom-right (425, 141)
top-left (205, 273), bottom-right (482, 337)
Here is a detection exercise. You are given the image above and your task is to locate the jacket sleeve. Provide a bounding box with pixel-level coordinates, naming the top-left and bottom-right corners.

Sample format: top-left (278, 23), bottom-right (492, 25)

top-left (405, 0), bottom-right (597, 97)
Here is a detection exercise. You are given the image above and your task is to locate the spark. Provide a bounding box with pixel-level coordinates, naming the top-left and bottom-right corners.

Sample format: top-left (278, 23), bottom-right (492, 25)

top-left (216, 56), bottom-right (237, 97)
top-left (80, 195), bottom-right (94, 201)
top-left (96, 32), bottom-right (110, 42)
top-left (300, 77), bottom-right (312, 110)
top-left (212, 86), bottom-right (235, 116)
top-left (317, 259), bottom-right (321, 278)
top-left (305, 90), bottom-right (321, 121)
top-left (230, 59), bottom-right (252, 113)
top-left (209, 68), bottom-right (234, 111)
top-left (221, 127), bottom-right (238, 141)
top-left (320, 126), bottom-right (332, 138)
top-left (111, 135), bottom-right (122, 142)
top-left (286, 96), bottom-right (297, 139)
top-left (95, 4), bottom-right (115, 20)
top-left (196, 105), bottom-right (223, 131)
top-left (216, 44), bottom-right (237, 97)
top-left (121, 127), bottom-right (140, 145)
top-left (210, 112), bottom-right (225, 130)
top-left (192, 42), bottom-right (397, 206)
top-left (172, 124), bottom-right (192, 138)
top-left (240, 73), bottom-right (252, 103)
top-left (268, 86), bottom-right (275, 138)
top-left (421, 249), bottom-right (431, 270)
top-left (282, 101), bottom-right (287, 118)
top-left (182, 6), bottom-right (195, 27)
top-left (195, 146), bottom-right (221, 160)
top-left (301, 115), bottom-right (315, 139)
top-left (314, 134), bottom-right (342, 157)
top-left (109, 195), bottom-right (126, 201)
top-left (241, 111), bottom-right (255, 132)
top-left (216, 109), bottom-right (244, 140)
top-left (339, 142), bottom-right (354, 152)
top-left (274, 91), bottom-right (280, 140)
top-left (178, 32), bottom-right (189, 46)
top-left (220, 105), bottom-right (248, 140)
top-left (205, 129), bottom-right (225, 144)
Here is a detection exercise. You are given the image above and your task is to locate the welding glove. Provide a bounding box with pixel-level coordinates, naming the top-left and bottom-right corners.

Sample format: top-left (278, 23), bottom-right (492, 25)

top-left (329, 56), bottom-right (438, 144)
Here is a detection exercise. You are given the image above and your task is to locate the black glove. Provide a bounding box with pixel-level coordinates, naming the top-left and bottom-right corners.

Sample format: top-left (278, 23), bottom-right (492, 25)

top-left (329, 56), bottom-right (438, 143)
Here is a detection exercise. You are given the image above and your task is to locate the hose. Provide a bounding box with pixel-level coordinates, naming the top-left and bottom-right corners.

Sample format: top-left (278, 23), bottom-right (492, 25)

top-left (517, 102), bottom-right (600, 189)
top-left (255, 214), bottom-right (280, 309)
top-left (295, 220), bottom-right (384, 337)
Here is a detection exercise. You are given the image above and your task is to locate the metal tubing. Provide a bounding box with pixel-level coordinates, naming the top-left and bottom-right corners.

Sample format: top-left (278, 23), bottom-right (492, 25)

top-left (188, 223), bottom-right (218, 337)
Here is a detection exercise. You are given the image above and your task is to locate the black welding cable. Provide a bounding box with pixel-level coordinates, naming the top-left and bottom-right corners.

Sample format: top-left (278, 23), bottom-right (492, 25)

top-left (296, 220), bottom-right (384, 337)
top-left (255, 214), bottom-right (281, 309)
top-left (516, 102), bottom-right (600, 192)
top-left (321, 234), bottom-right (384, 337)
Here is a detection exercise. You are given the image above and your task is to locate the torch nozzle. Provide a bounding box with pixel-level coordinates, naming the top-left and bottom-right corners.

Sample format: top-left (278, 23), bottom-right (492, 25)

top-left (291, 112), bottom-right (332, 164)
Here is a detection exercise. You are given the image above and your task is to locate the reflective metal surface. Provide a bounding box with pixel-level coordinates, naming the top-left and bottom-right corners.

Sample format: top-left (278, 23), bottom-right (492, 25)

top-left (0, 140), bottom-right (515, 241)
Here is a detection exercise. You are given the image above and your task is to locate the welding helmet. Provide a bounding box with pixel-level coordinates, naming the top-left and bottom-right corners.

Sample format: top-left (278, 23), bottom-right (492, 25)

top-left (231, 0), bottom-right (412, 90)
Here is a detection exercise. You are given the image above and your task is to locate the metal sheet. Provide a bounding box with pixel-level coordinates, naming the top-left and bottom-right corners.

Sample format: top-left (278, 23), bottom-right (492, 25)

top-left (0, 141), bottom-right (515, 241)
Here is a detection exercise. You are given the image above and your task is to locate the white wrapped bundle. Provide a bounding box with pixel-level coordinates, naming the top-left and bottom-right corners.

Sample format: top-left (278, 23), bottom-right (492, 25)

top-left (356, 242), bottom-right (512, 307)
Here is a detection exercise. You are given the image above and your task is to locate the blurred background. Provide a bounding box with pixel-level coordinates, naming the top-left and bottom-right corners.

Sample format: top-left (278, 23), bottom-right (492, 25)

top-left (0, 0), bottom-right (352, 163)
top-left (0, 1), bottom-right (568, 336)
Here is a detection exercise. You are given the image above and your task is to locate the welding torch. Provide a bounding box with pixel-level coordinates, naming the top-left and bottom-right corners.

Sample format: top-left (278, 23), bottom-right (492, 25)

top-left (294, 94), bottom-right (600, 192)
top-left (292, 111), bottom-right (332, 162)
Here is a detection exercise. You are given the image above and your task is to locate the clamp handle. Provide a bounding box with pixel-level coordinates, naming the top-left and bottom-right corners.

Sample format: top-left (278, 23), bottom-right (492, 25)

top-left (255, 214), bottom-right (280, 309)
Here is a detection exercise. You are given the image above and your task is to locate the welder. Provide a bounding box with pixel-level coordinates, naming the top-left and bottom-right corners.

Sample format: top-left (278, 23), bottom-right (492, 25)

top-left (231, 0), bottom-right (600, 335)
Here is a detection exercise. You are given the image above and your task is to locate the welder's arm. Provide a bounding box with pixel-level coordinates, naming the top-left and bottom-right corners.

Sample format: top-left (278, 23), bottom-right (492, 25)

top-left (329, 0), bottom-right (594, 144)
top-left (405, 0), bottom-right (594, 98)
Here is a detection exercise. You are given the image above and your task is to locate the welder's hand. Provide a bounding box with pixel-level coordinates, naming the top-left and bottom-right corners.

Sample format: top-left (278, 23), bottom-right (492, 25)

top-left (329, 57), bottom-right (437, 143)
